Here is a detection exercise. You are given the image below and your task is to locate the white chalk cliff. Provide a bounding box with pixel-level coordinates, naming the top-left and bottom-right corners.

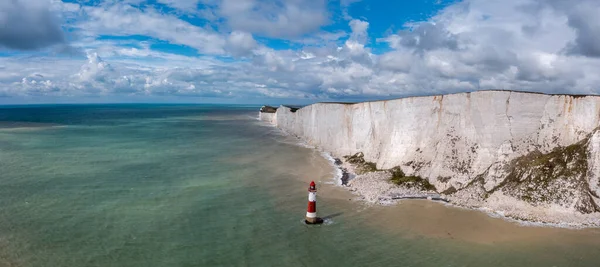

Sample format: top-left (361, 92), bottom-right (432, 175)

top-left (261, 91), bottom-right (600, 225)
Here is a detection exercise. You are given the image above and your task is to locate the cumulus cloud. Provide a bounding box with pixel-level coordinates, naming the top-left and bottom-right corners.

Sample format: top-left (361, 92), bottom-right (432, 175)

top-left (219, 0), bottom-right (328, 38)
top-left (225, 31), bottom-right (257, 57)
top-left (366, 0), bottom-right (600, 96)
top-left (348, 19), bottom-right (369, 43)
top-left (79, 3), bottom-right (226, 54)
top-left (0, 0), bottom-right (65, 50)
top-left (393, 22), bottom-right (458, 52)
top-left (78, 53), bottom-right (111, 77)
top-left (338, 19), bottom-right (372, 66)
top-left (557, 1), bottom-right (600, 57)
top-left (377, 51), bottom-right (414, 73)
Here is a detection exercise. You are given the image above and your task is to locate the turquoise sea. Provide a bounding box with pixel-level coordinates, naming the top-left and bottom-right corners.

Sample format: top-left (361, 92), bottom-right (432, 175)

top-left (1, 105), bottom-right (600, 267)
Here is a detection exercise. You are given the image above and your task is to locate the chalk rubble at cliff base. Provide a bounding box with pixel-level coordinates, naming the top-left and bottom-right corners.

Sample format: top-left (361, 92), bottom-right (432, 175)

top-left (346, 170), bottom-right (427, 205)
top-left (340, 159), bottom-right (600, 227)
top-left (450, 189), bottom-right (600, 227)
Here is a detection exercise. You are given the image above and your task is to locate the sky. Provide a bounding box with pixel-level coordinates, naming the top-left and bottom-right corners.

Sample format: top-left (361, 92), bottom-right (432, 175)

top-left (1, 0), bottom-right (600, 104)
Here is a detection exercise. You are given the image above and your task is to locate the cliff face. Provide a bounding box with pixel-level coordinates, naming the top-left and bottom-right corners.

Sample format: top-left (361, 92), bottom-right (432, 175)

top-left (262, 91), bottom-right (600, 216)
top-left (259, 112), bottom-right (277, 125)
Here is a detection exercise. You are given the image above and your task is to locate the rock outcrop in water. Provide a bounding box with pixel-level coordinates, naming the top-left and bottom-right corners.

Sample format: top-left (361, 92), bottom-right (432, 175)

top-left (260, 90), bottom-right (600, 226)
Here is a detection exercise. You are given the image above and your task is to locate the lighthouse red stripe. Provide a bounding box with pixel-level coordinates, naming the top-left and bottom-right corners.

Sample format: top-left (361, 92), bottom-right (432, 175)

top-left (307, 201), bottom-right (316, 213)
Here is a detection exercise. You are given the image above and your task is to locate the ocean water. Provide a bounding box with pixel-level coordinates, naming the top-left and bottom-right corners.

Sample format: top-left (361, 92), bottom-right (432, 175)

top-left (1, 104), bottom-right (600, 267)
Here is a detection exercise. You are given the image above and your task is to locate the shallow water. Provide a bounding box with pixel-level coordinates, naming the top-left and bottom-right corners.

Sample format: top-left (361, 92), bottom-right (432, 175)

top-left (0, 104), bottom-right (599, 267)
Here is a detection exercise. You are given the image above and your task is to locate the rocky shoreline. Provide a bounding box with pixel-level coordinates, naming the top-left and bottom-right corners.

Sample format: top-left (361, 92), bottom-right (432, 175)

top-left (270, 122), bottom-right (600, 228)
top-left (333, 157), bottom-right (448, 203)
top-left (332, 156), bottom-right (600, 228)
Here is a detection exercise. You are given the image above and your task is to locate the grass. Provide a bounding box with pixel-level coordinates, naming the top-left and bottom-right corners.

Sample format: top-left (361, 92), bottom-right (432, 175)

top-left (344, 152), bottom-right (437, 192)
top-left (499, 139), bottom-right (588, 192)
top-left (343, 152), bottom-right (378, 174)
top-left (487, 137), bottom-right (597, 212)
top-left (389, 167), bottom-right (437, 192)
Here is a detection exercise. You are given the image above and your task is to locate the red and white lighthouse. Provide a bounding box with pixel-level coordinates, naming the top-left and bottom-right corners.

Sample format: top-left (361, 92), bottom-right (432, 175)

top-left (305, 181), bottom-right (323, 224)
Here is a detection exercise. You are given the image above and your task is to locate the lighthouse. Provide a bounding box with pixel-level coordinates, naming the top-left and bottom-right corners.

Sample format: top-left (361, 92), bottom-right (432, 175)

top-left (305, 181), bottom-right (323, 224)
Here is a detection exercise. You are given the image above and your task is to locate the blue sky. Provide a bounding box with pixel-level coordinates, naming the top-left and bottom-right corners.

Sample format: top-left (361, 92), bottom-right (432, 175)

top-left (1, 0), bottom-right (600, 104)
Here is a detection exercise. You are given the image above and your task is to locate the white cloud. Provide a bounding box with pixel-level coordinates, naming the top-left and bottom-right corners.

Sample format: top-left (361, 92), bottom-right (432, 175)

top-left (157, 0), bottom-right (201, 11)
top-left (78, 3), bottom-right (226, 54)
top-left (367, 0), bottom-right (600, 96)
top-left (377, 51), bottom-right (414, 72)
top-left (340, 19), bottom-right (372, 65)
top-left (219, 0), bottom-right (329, 38)
top-left (225, 31), bottom-right (257, 57)
top-left (295, 31), bottom-right (347, 46)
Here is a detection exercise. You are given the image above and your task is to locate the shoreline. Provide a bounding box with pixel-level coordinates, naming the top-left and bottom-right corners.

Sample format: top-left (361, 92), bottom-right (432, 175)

top-left (329, 157), bottom-right (600, 229)
top-left (256, 114), bottom-right (600, 229)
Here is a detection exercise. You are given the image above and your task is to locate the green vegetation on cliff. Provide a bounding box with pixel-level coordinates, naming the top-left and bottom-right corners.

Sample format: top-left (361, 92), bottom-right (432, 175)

top-left (389, 167), bottom-right (437, 192)
top-left (344, 152), bottom-right (437, 192)
top-left (343, 152), bottom-right (378, 174)
top-left (488, 137), bottom-right (598, 213)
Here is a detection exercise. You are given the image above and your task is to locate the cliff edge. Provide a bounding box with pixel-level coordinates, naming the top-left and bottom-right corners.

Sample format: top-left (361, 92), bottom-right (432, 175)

top-left (261, 90), bottom-right (600, 227)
